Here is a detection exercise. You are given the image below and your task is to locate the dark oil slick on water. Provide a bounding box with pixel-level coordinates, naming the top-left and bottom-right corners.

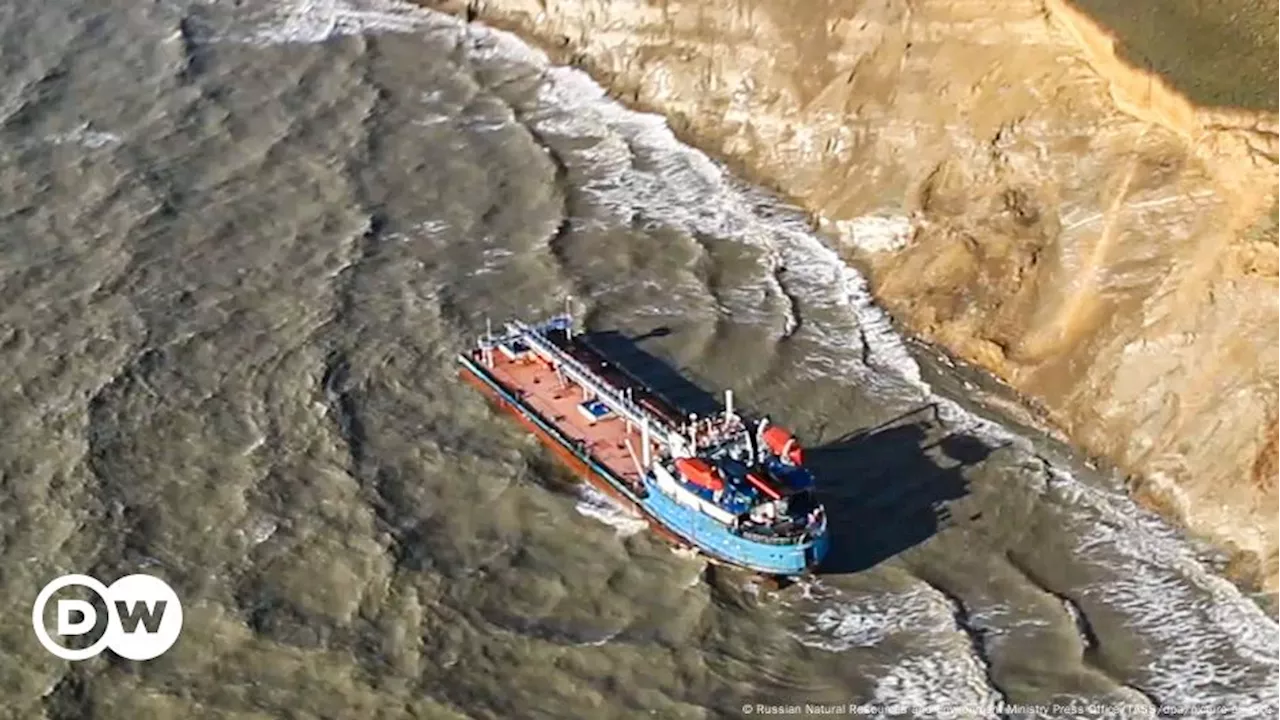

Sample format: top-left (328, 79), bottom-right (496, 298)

top-left (0, 1), bottom-right (1274, 718)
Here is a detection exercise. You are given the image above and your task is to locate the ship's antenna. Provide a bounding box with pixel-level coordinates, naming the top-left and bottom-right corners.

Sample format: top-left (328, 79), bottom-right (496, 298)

top-left (564, 296), bottom-right (574, 341)
top-left (724, 389), bottom-right (734, 423)
top-left (484, 316), bottom-right (494, 367)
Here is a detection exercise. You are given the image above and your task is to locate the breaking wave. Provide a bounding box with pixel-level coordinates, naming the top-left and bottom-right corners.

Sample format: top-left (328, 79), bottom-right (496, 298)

top-left (197, 0), bottom-right (1277, 712)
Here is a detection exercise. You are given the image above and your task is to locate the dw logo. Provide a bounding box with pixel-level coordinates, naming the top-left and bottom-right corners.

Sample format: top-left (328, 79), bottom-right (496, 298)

top-left (32, 574), bottom-right (183, 661)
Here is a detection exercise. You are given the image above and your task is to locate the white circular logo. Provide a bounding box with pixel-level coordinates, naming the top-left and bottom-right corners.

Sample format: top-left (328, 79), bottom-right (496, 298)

top-left (32, 573), bottom-right (183, 661)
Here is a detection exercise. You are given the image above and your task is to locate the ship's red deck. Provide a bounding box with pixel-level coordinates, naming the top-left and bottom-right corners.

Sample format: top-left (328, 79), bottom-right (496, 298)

top-left (482, 351), bottom-right (656, 485)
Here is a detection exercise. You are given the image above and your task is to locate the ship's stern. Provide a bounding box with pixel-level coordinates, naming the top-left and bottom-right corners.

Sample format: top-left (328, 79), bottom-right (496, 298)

top-left (803, 527), bottom-right (831, 573)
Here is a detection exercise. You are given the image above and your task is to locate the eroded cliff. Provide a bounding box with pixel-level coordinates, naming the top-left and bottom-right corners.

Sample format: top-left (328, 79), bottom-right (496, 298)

top-left (422, 0), bottom-right (1280, 592)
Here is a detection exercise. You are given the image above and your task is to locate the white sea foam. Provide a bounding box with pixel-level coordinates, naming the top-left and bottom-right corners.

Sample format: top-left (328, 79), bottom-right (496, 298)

top-left (219, 3), bottom-right (1276, 709)
top-left (573, 484), bottom-right (647, 537)
top-left (1054, 468), bottom-right (1279, 710)
top-left (524, 65), bottom-right (931, 404)
top-left (253, 0), bottom-right (430, 45)
top-left (513, 33), bottom-right (1279, 716)
top-left (572, 629), bottom-right (621, 647)
top-left (239, 515), bottom-right (279, 546)
top-left (793, 582), bottom-right (955, 652)
top-left (790, 579), bottom-right (1004, 718)
top-left (46, 125), bottom-right (122, 149)
top-left (873, 653), bottom-right (1001, 720)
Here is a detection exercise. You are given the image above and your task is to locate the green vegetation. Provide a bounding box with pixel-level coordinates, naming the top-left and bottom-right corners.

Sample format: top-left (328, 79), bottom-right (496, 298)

top-left (1070, 0), bottom-right (1278, 111)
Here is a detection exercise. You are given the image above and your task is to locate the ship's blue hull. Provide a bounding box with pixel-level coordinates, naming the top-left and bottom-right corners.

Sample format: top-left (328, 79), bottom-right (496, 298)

top-left (460, 354), bottom-right (829, 577)
top-left (639, 473), bottom-right (829, 575)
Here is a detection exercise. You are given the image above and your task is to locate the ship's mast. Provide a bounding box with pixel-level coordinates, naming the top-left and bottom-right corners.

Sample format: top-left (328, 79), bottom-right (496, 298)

top-left (482, 316), bottom-right (494, 367)
top-left (756, 417), bottom-right (769, 463)
top-left (564, 296), bottom-right (573, 341)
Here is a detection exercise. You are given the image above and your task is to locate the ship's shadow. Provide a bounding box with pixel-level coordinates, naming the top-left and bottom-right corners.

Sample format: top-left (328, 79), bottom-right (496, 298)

top-left (580, 329), bottom-right (992, 576)
top-left (806, 406), bottom-right (992, 575)
top-left (579, 329), bottom-right (724, 418)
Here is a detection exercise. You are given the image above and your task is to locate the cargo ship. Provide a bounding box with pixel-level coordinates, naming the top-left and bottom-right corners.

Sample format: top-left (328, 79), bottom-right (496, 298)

top-left (458, 313), bottom-right (829, 577)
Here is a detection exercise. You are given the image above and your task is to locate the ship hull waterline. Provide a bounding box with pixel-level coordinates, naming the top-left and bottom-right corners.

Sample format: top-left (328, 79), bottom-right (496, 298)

top-left (458, 354), bottom-right (824, 579)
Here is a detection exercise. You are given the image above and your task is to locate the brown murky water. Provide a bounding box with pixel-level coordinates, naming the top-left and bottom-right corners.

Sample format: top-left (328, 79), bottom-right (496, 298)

top-left (0, 1), bottom-right (1275, 718)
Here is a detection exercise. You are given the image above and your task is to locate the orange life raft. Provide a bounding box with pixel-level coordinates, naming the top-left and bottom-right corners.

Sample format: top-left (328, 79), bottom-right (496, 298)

top-left (674, 457), bottom-right (725, 492)
top-left (761, 425), bottom-right (804, 465)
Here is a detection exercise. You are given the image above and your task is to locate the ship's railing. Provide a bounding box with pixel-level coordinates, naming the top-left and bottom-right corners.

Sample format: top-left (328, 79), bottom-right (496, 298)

top-left (736, 504), bottom-right (826, 545)
top-left (459, 352), bottom-right (647, 503)
top-left (737, 518), bottom-right (824, 546)
top-left (500, 318), bottom-right (686, 453)
top-left (737, 529), bottom-right (805, 545)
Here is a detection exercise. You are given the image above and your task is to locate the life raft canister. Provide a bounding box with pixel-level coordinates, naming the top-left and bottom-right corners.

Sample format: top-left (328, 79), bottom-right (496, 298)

top-left (674, 457), bottom-right (725, 491)
top-left (761, 425), bottom-right (804, 465)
